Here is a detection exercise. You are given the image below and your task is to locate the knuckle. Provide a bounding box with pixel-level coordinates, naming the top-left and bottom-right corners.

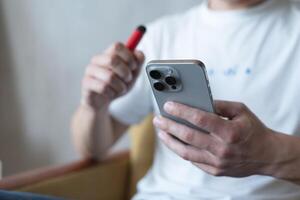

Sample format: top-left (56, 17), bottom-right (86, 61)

top-left (182, 129), bottom-right (195, 143)
top-left (179, 146), bottom-right (190, 161)
top-left (193, 114), bottom-right (207, 127)
top-left (237, 103), bottom-right (247, 112)
top-left (109, 54), bottom-right (120, 66)
top-left (216, 146), bottom-right (232, 159)
top-left (106, 71), bottom-right (116, 83)
top-left (225, 125), bottom-right (240, 144)
top-left (112, 42), bottom-right (123, 52)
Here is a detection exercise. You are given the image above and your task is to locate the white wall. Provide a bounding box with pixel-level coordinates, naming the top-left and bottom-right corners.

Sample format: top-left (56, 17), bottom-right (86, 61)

top-left (0, 0), bottom-right (199, 176)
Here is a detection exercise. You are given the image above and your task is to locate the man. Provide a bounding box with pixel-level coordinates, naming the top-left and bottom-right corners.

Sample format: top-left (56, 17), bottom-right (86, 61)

top-left (72, 0), bottom-right (300, 199)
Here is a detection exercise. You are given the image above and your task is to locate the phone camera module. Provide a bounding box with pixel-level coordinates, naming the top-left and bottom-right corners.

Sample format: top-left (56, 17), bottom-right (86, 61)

top-left (165, 76), bottom-right (177, 85)
top-left (149, 70), bottom-right (162, 80)
top-left (153, 82), bottom-right (165, 91)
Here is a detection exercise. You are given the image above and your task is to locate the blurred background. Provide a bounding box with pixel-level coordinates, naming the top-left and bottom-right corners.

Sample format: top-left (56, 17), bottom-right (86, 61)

top-left (0, 0), bottom-right (200, 176)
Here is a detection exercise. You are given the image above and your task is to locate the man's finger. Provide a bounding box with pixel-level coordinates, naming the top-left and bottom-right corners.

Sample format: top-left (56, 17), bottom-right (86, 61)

top-left (153, 116), bottom-right (215, 151)
top-left (106, 42), bottom-right (138, 70)
top-left (82, 76), bottom-right (116, 100)
top-left (158, 131), bottom-right (216, 165)
top-left (163, 101), bottom-right (228, 133)
top-left (91, 54), bottom-right (133, 83)
top-left (85, 64), bottom-right (127, 95)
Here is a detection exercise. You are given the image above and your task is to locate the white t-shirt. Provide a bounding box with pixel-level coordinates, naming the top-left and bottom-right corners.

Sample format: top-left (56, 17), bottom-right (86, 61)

top-left (110, 0), bottom-right (300, 199)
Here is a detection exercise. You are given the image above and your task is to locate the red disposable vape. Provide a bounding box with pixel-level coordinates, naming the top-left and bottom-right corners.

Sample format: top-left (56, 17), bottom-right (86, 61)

top-left (126, 25), bottom-right (146, 51)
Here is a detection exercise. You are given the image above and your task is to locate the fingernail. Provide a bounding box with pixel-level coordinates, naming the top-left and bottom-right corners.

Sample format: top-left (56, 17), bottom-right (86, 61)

top-left (164, 101), bottom-right (174, 112)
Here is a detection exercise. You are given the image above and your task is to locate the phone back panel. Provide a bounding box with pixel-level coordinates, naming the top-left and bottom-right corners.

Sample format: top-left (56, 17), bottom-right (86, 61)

top-left (146, 60), bottom-right (214, 131)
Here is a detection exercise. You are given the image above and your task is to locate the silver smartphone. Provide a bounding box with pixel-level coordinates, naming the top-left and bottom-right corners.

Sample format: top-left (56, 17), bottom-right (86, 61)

top-left (146, 59), bottom-right (214, 132)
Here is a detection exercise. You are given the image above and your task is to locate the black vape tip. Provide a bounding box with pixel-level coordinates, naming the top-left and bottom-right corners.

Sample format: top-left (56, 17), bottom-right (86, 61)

top-left (137, 25), bottom-right (146, 33)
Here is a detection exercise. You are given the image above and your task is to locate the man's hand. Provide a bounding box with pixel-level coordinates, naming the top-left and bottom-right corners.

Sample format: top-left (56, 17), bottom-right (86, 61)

top-left (71, 43), bottom-right (144, 159)
top-left (153, 100), bottom-right (279, 177)
top-left (81, 42), bottom-right (144, 110)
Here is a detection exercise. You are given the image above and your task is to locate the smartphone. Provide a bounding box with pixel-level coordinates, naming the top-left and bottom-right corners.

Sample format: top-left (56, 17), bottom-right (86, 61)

top-left (146, 59), bottom-right (214, 132)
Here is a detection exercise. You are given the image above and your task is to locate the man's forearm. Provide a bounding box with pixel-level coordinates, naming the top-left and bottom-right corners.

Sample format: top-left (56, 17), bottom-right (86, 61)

top-left (263, 130), bottom-right (300, 185)
top-left (71, 105), bottom-right (115, 160)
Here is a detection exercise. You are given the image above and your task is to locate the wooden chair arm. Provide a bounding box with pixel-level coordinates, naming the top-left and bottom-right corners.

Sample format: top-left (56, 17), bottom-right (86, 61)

top-left (0, 150), bottom-right (129, 190)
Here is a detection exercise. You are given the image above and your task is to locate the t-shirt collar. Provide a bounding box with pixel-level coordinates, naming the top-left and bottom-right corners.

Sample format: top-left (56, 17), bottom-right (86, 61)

top-left (200, 0), bottom-right (281, 26)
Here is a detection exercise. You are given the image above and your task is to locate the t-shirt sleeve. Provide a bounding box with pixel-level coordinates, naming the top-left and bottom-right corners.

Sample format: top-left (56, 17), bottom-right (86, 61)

top-left (109, 26), bottom-right (157, 125)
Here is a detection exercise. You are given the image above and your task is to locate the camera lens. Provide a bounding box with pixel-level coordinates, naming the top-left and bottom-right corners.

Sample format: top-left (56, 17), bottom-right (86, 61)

top-left (165, 76), bottom-right (177, 85)
top-left (153, 82), bottom-right (165, 91)
top-left (149, 70), bottom-right (161, 80)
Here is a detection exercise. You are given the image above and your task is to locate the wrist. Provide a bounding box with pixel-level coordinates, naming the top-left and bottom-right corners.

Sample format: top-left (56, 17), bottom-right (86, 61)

top-left (260, 129), bottom-right (300, 183)
top-left (79, 102), bottom-right (110, 117)
top-left (254, 128), bottom-right (277, 176)
top-left (80, 96), bottom-right (110, 113)
top-left (258, 129), bottom-right (283, 176)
